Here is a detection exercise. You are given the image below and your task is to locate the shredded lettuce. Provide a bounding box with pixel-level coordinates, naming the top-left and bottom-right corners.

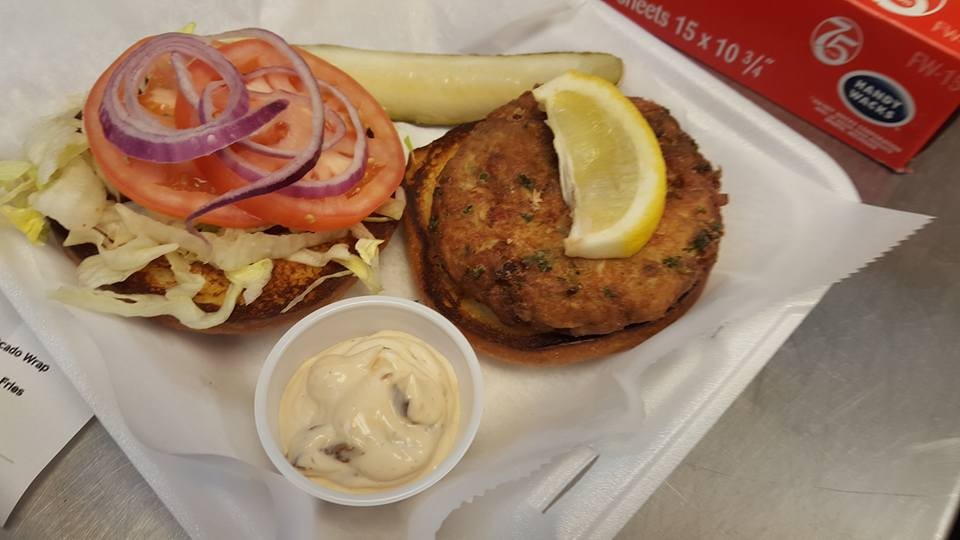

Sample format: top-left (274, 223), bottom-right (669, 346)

top-left (25, 104), bottom-right (87, 187)
top-left (286, 238), bottom-right (383, 293)
top-left (113, 204), bottom-right (350, 270)
top-left (0, 161), bottom-right (32, 184)
top-left (364, 187), bottom-right (406, 222)
top-left (30, 157), bottom-right (107, 231)
top-left (50, 285), bottom-right (241, 330)
top-left (372, 197), bottom-right (405, 220)
top-left (0, 206), bottom-right (46, 244)
top-left (63, 227), bottom-right (106, 248)
top-left (349, 222), bottom-right (374, 240)
top-left (77, 236), bottom-right (178, 289)
top-left (206, 228), bottom-right (345, 271)
top-left (0, 160), bottom-right (41, 237)
top-left (113, 204), bottom-right (207, 254)
top-left (349, 238), bottom-right (384, 292)
top-left (225, 258), bottom-right (273, 304)
top-left (89, 205), bottom-right (135, 247)
top-left (357, 238), bottom-right (384, 266)
top-left (1, 107), bottom-right (92, 243)
top-left (285, 243), bottom-right (352, 266)
top-left (0, 179), bottom-right (35, 206)
top-left (50, 255), bottom-right (275, 330)
top-left (280, 270), bottom-right (353, 314)
top-left (165, 252), bottom-right (205, 299)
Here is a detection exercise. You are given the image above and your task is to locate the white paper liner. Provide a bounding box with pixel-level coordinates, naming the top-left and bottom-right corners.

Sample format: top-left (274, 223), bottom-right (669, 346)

top-left (0, 0), bottom-right (929, 538)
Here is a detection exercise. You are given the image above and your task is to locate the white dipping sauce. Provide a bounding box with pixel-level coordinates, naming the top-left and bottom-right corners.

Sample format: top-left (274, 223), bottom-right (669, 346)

top-left (278, 330), bottom-right (460, 492)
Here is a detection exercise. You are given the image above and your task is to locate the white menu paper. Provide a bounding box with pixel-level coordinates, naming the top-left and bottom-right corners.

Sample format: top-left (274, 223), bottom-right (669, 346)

top-left (0, 293), bottom-right (91, 525)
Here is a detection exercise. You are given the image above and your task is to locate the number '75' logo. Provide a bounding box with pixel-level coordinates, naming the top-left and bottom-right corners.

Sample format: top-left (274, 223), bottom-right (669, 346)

top-left (811, 16), bottom-right (864, 66)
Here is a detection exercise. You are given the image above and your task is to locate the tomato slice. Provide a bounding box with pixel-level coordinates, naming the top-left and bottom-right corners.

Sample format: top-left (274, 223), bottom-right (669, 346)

top-left (85, 36), bottom-right (405, 232)
top-left (84, 39), bottom-right (268, 229)
top-left (177, 40), bottom-right (406, 231)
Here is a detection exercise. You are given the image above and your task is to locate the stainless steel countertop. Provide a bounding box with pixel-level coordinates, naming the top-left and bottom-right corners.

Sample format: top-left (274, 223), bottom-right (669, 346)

top-left (2, 84), bottom-right (958, 540)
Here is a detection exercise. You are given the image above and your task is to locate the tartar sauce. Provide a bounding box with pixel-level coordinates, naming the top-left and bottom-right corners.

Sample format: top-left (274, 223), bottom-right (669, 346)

top-left (278, 330), bottom-right (460, 492)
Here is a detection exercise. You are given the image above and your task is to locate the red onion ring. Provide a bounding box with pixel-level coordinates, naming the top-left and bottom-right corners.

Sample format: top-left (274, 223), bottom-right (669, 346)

top-left (204, 86), bottom-right (345, 158)
top-left (199, 78), bottom-right (366, 199)
top-left (100, 33), bottom-right (293, 163)
top-left (98, 28), bottom-right (375, 232)
top-left (170, 52), bottom-right (200, 109)
top-left (184, 28), bottom-right (325, 230)
top-left (320, 106), bottom-right (347, 151)
top-left (243, 68), bottom-right (348, 152)
top-left (235, 115), bottom-right (346, 156)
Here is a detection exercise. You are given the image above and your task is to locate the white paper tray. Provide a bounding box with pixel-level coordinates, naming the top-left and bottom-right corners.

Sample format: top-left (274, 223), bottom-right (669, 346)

top-left (0, 1), bottom-right (871, 538)
top-left (434, 5), bottom-right (861, 537)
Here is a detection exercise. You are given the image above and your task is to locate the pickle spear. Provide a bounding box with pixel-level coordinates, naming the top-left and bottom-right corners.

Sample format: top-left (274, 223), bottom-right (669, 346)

top-left (301, 45), bottom-right (624, 126)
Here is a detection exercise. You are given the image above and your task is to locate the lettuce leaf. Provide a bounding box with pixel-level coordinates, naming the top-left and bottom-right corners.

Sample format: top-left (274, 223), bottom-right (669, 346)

top-left (0, 179), bottom-right (35, 206)
top-left (280, 270), bottom-right (353, 314)
top-left (76, 236), bottom-right (178, 289)
top-left (29, 157), bottom-right (107, 231)
top-left (206, 228), bottom-right (345, 271)
top-left (225, 258), bottom-right (273, 304)
top-left (351, 238), bottom-right (384, 292)
top-left (286, 238), bottom-right (384, 293)
top-left (0, 206), bottom-right (46, 244)
top-left (50, 254), bottom-right (276, 330)
top-left (50, 285), bottom-right (240, 330)
top-left (372, 196), bottom-right (405, 221)
top-left (113, 204), bottom-right (207, 254)
top-left (113, 204), bottom-right (351, 270)
top-left (0, 161), bottom-right (32, 184)
top-left (24, 104), bottom-right (87, 187)
top-left (164, 252), bottom-right (206, 299)
top-left (285, 243), bottom-right (353, 266)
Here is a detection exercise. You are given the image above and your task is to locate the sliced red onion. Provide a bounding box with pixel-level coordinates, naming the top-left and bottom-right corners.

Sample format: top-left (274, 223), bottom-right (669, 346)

top-left (170, 52), bottom-right (199, 109)
top-left (238, 66), bottom-right (347, 153)
top-left (245, 65), bottom-right (297, 82)
top-left (185, 28), bottom-right (325, 230)
top-left (101, 98), bottom-right (289, 163)
top-left (200, 78), bottom-right (367, 199)
top-left (321, 106), bottom-right (347, 151)
top-left (235, 105), bottom-right (344, 158)
top-left (280, 80), bottom-right (366, 198)
top-left (99, 28), bottom-right (376, 231)
top-left (100, 33), bottom-right (290, 163)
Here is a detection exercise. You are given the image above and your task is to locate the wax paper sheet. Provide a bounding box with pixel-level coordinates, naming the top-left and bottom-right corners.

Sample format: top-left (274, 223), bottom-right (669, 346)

top-left (0, 0), bottom-right (929, 538)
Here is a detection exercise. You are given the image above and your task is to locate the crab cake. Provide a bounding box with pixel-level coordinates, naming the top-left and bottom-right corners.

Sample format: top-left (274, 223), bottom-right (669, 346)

top-left (404, 92), bottom-right (725, 365)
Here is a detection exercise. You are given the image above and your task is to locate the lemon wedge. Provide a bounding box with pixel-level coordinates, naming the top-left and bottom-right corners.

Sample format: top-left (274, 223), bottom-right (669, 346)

top-left (533, 71), bottom-right (666, 259)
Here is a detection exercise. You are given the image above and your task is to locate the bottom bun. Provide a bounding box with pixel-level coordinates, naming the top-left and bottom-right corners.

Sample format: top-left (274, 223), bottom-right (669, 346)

top-left (404, 195), bottom-right (713, 366)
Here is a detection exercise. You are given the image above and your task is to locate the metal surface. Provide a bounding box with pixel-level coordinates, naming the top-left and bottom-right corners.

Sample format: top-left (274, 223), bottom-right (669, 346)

top-left (1, 421), bottom-right (187, 540)
top-left (618, 84), bottom-right (960, 539)
top-left (2, 88), bottom-right (959, 540)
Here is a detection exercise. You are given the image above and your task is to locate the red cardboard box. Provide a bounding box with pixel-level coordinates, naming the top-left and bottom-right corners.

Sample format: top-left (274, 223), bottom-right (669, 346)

top-left (604, 0), bottom-right (960, 171)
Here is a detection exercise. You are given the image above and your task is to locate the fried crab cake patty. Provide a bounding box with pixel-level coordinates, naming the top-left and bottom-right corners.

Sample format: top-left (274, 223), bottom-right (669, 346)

top-left (431, 92), bottom-right (724, 336)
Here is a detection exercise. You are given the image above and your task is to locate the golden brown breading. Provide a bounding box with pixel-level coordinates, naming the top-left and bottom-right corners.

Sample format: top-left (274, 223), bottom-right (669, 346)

top-left (429, 93), bottom-right (723, 336)
top-left (403, 92), bottom-right (725, 364)
top-left (61, 220), bottom-right (397, 333)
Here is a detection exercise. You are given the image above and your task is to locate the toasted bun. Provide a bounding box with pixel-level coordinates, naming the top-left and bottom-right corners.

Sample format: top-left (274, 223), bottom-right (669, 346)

top-left (402, 94), bottom-right (724, 366)
top-left (58, 220), bottom-right (398, 334)
top-left (405, 204), bottom-right (711, 366)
